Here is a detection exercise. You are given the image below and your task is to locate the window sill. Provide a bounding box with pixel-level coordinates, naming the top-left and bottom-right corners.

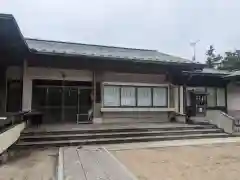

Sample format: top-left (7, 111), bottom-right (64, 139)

top-left (101, 107), bottom-right (175, 112)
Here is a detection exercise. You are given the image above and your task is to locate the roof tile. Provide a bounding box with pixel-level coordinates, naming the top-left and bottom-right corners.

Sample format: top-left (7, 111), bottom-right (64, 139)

top-left (26, 39), bottom-right (201, 65)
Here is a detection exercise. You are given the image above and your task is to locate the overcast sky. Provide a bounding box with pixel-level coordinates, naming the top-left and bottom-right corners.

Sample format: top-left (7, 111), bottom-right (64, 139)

top-left (1, 0), bottom-right (240, 62)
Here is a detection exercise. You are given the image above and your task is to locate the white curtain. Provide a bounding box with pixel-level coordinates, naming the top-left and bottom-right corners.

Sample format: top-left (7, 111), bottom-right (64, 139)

top-left (121, 87), bottom-right (136, 106)
top-left (217, 88), bottom-right (226, 106)
top-left (103, 86), bottom-right (120, 106)
top-left (153, 87), bottom-right (167, 106)
top-left (137, 87), bottom-right (151, 106)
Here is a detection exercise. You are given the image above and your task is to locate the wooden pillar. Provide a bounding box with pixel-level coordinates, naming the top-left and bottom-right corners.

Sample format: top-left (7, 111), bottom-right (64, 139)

top-left (22, 60), bottom-right (32, 111)
top-left (92, 71), bottom-right (102, 124)
top-left (179, 86), bottom-right (184, 114)
top-left (92, 71), bottom-right (96, 120)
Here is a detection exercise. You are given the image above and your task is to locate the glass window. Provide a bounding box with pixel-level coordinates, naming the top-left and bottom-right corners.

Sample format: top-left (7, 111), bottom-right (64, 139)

top-left (137, 87), bottom-right (152, 106)
top-left (217, 88), bottom-right (226, 106)
top-left (47, 87), bottom-right (62, 106)
top-left (207, 87), bottom-right (216, 107)
top-left (64, 87), bottom-right (78, 107)
top-left (103, 85), bottom-right (169, 107)
top-left (121, 87), bottom-right (135, 106)
top-left (153, 87), bottom-right (167, 106)
top-left (32, 87), bottom-right (47, 108)
top-left (103, 86), bottom-right (120, 106)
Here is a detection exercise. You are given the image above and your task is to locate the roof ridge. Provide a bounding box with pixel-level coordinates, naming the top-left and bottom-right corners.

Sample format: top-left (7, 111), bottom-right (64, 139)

top-left (25, 38), bottom-right (158, 52)
top-left (0, 13), bottom-right (15, 20)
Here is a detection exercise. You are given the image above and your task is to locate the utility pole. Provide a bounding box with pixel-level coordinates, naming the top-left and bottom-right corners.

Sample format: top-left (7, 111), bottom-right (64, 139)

top-left (190, 40), bottom-right (200, 61)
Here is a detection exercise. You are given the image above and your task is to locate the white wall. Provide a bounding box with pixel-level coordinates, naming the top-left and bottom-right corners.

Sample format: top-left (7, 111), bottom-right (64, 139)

top-left (102, 72), bottom-right (167, 84)
top-left (102, 111), bottom-right (169, 123)
top-left (27, 67), bottom-right (92, 81)
top-left (22, 66), bottom-right (93, 111)
top-left (228, 83), bottom-right (240, 111)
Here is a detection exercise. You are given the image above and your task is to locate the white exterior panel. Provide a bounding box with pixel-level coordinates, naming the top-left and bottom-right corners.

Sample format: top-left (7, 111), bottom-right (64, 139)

top-left (228, 83), bottom-right (240, 111)
top-left (27, 67), bottom-right (92, 81)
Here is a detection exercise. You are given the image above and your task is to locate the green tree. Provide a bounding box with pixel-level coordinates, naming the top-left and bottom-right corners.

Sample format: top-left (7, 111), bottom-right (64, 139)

top-left (205, 45), bottom-right (222, 68)
top-left (219, 50), bottom-right (240, 70)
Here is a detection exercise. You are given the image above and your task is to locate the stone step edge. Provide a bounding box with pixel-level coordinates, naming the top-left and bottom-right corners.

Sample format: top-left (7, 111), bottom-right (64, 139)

top-left (22, 125), bottom-right (217, 135)
top-left (20, 128), bottom-right (223, 139)
top-left (17, 133), bottom-right (228, 146)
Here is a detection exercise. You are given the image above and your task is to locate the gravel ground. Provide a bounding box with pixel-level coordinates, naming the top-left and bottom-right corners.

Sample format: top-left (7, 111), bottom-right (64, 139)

top-left (0, 148), bottom-right (58, 180)
top-left (112, 143), bottom-right (240, 180)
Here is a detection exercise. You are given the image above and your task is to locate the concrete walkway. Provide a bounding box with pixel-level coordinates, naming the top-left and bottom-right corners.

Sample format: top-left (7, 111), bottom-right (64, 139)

top-left (60, 146), bottom-right (137, 180)
top-left (59, 137), bottom-right (240, 180)
top-left (0, 149), bottom-right (57, 180)
top-left (105, 137), bottom-right (240, 151)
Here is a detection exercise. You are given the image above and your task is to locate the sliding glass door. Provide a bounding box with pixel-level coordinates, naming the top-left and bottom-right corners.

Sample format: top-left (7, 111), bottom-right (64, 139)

top-left (32, 81), bottom-right (92, 124)
top-left (64, 87), bottom-right (78, 123)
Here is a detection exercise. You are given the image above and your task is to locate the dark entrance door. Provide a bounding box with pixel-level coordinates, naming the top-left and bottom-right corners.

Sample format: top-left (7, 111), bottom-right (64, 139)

top-left (188, 90), bottom-right (207, 117)
top-left (64, 87), bottom-right (78, 123)
top-left (32, 80), bottom-right (92, 124)
top-left (77, 89), bottom-right (92, 123)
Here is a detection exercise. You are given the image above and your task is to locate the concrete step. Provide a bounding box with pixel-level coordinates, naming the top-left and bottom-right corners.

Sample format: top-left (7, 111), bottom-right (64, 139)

top-left (22, 124), bottom-right (217, 136)
top-left (16, 133), bottom-right (229, 148)
top-left (20, 128), bottom-right (223, 142)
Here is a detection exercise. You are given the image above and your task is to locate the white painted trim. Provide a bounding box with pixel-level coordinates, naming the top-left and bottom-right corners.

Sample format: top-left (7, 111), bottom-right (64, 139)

top-left (103, 82), bottom-right (169, 87)
top-left (101, 107), bottom-right (175, 112)
top-left (179, 86), bottom-right (184, 114)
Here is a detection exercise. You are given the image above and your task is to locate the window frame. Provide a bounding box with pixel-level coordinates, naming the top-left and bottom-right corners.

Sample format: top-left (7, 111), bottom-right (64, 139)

top-left (153, 87), bottom-right (168, 107)
top-left (137, 87), bottom-right (153, 107)
top-left (103, 85), bottom-right (121, 107)
top-left (120, 86), bottom-right (136, 107)
top-left (103, 85), bottom-right (168, 108)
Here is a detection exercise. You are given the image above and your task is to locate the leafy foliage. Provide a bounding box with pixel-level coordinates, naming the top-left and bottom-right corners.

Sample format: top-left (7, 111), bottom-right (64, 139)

top-left (205, 45), bottom-right (222, 68)
top-left (205, 45), bottom-right (240, 71)
top-left (219, 51), bottom-right (240, 71)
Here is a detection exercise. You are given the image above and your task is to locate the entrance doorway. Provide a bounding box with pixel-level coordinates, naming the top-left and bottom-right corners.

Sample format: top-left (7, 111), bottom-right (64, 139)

top-left (32, 80), bottom-right (92, 124)
top-left (187, 90), bottom-right (208, 117)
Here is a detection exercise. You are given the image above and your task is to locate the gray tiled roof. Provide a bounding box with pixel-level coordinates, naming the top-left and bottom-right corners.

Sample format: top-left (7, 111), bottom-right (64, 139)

top-left (201, 68), bottom-right (230, 75)
top-left (26, 39), bottom-right (200, 65)
top-left (226, 70), bottom-right (240, 78)
top-left (183, 68), bottom-right (231, 77)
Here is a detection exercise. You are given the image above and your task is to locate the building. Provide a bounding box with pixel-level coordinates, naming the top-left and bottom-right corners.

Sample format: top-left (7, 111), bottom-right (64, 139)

top-left (0, 14), bottom-right (239, 126)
